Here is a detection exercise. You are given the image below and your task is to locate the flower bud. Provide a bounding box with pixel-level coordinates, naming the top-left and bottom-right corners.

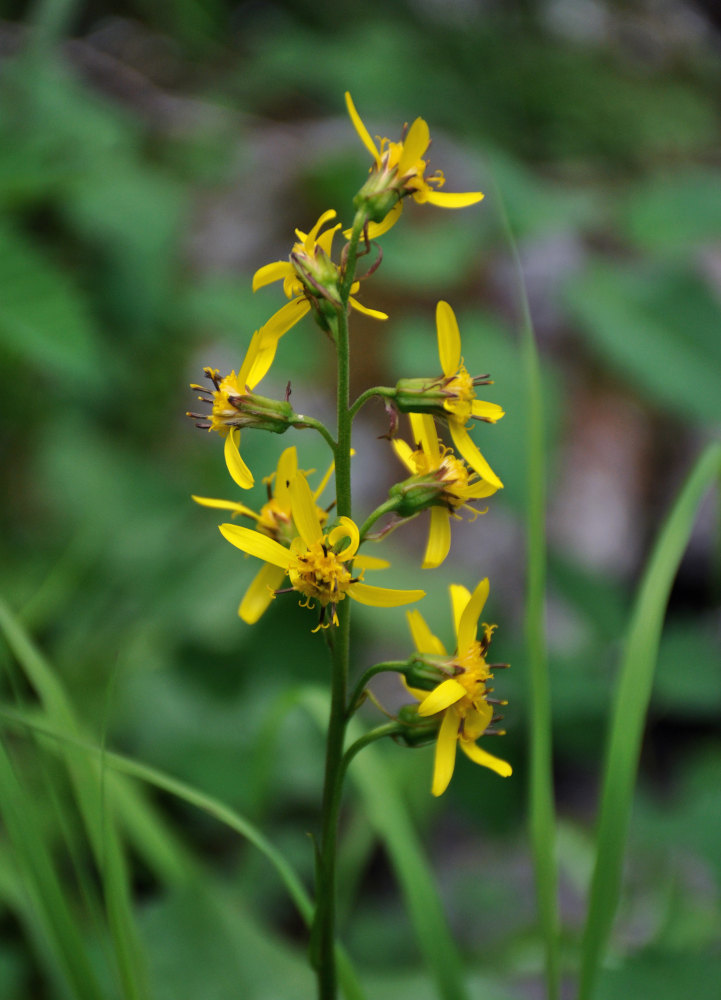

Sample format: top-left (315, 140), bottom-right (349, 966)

top-left (392, 377), bottom-right (449, 418)
top-left (393, 704), bottom-right (440, 747)
top-left (388, 475), bottom-right (446, 517)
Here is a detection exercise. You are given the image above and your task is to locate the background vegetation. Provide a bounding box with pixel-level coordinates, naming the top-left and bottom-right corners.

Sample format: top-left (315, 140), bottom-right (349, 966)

top-left (1, 1), bottom-right (719, 997)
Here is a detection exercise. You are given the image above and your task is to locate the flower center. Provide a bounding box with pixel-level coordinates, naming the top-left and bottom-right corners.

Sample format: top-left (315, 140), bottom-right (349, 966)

top-left (443, 363), bottom-right (475, 423)
top-left (288, 540), bottom-right (353, 609)
top-left (437, 448), bottom-right (473, 508)
top-left (451, 643), bottom-right (491, 713)
top-left (256, 499), bottom-right (293, 543)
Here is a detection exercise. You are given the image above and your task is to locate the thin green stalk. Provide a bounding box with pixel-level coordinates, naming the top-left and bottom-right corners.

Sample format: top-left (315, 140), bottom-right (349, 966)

top-left (296, 415), bottom-right (338, 452)
top-left (348, 386), bottom-right (395, 422)
top-left (359, 498), bottom-right (402, 542)
top-left (346, 661), bottom-right (409, 718)
top-left (493, 181), bottom-right (559, 998)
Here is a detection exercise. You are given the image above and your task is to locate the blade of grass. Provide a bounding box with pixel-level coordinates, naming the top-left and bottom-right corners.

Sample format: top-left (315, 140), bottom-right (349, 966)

top-left (0, 706), bottom-right (366, 1000)
top-left (0, 735), bottom-right (105, 1000)
top-left (301, 687), bottom-right (471, 1000)
top-left (492, 179), bottom-right (560, 998)
top-left (578, 441), bottom-right (721, 1000)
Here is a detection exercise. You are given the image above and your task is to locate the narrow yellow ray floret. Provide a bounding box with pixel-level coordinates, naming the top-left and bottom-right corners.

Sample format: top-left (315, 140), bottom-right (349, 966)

top-left (219, 475), bottom-right (424, 631)
top-left (404, 579), bottom-right (511, 795)
top-left (345, 92), bottom-right (484, 236)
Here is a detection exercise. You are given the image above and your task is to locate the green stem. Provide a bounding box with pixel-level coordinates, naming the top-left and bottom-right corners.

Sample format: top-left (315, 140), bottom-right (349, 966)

top-left (314, 208), bottom-right (368, 1000)
top-left (358, 498), bottom-right (402, 543)
top-left (348, 386), bottom-right (396, 422)
top-left (341, 723), bottom-right (402, 775)
top-left (295, 415), bottom-right (338, 452)
top-left (346, 662), bottom-right (410, 719)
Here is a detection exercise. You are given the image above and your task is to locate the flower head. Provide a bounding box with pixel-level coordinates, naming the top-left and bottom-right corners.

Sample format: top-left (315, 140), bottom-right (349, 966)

top-left (391, 413), bottom-right (498, 568)
top-left (395, 301), bottom-right (504, 489)
top-left (403, 578), bottom-right (511, 795)
top-left (252, 209), bottom-right (387, 340)
top-left (345, 92), bottom-right (484, 236)
top-left (219, 474), bottom-right (424, 631)
top-left (192, 445), bottom-right (335, 623)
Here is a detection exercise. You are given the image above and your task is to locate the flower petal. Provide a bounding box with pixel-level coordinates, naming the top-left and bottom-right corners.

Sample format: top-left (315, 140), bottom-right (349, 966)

top-left (219, 524), bottom-right (291, 568)
top-left (406, 609), bottom-right (446, 656)
top-left (252, 261), bottom-right (293, 291)
top-left (398, 117), bottom-right (430, 174)
top-left (224, 429), bottom-right (254, 490)
top-left (237, 329), bottom-right (274, 390)
top-left (392, 437), bottom-right (416, 473)
top-left (459, 739), bottom-right (512, 777)
top-left (327, 516), bottom-right (359, 559)
top-left (422, 190), bottom-right (484, 208)
top-left (400, 674), bottom-right (431, 703)
top-left (423, 506), bottom-right (451, 570)
top-left (409, 412), bottom-right (440, 464)
top-left (238, 563), bottom-right (286, 624)
top-left (349, 297), bottom-right (388, 321)
top-left (348, 582), bottom-right (424, 608)
top-left (273, 446), bottom-right (298, 510)
top-left (432, 710), bottom-right (461, 796)
top-left (191, 495), bottom-right (258, 519)
top-left (289, 474), bottom-right (323, 547)
top-left (449, 584), bottom-right (470, 642)
top-left (365, 201), bottom-right (403, 238)
top-left (353, 554), bottom-right (389, 570)
top-left (260, 297), bottom-right (310, 340)
top-left (345, 92), bottom-right (381, 165)
top-left (457, 577), bottom-right (489, 653)
top-left (418, 678), bottom-right (466, 717)
top-left (436, 300), bottom-right (461, 377)
top-left (449, 423), bottom-right (503, 489)
top-left (305, 209), bottom-right (337, 249)
top-left (471, 399), bottom-right (505, 423)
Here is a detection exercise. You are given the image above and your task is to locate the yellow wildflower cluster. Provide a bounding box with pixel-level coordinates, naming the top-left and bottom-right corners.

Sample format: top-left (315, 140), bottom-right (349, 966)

top-left (189, 93), bottom-right (510, 795)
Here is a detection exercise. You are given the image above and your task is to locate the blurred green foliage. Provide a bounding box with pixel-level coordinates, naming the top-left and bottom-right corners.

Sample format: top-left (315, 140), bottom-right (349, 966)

top-left (1, 1), bottom-right (720, 997)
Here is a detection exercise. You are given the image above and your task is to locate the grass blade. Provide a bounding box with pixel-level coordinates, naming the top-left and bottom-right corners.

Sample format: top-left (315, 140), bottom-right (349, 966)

top-left (492, 179), bottom-right (560, 997)
top-left (578, 441), bottom-right (721, 1000)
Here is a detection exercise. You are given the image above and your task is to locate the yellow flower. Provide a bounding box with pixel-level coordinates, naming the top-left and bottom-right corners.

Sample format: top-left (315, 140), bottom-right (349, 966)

top-left (252, 209), bottom-right (387, 339)
top-left (396, 301), bottom-right (505, 489)
top-left (345, 92), bottom-right (484, 236)
top-left (219, 474), bottom-right (424, 630)
top-left (392, 413), bottom-right (498, 569)
top-left (192, 445), bottom-right (335, 624)
top-left (404, 578), bottom-right (511, 795)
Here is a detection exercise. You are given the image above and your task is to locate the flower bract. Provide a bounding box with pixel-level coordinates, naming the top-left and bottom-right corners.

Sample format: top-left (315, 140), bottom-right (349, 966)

top-left (392, 413), bottom-right (498, 568)
top-left (219, 474), bottom-right (424, 630)
top-left (404, 578), bottom-right (511, 795)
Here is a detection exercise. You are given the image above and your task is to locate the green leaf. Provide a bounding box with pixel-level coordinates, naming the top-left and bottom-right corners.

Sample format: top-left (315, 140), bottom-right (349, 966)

top-left (578, 442), bottom-right (721, 1000)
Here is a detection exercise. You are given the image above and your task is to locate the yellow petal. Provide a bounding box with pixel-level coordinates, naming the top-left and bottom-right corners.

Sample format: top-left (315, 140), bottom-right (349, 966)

top-left (449, 423), bottom-right (503, 490)
top-left (457, 577), bottom-right (489, 653)
top-left (349, 297), bottom-right (388, 321)
top-left (431, 710), bottom-right (460, 796)
top-left (418, 678), bottom-right (466, 717)
top-left (312, 460), bottom-right (335, 502)
top-left (459, 739), bottom-right (512, 777)
top-left (392, 438), bottom-right (415, 473)
top-left (191, 495), bottom-right (258, 519)
top-left (224, 429), bottom-right (254, 490)
top-left (464, 702), bottom-right (493, 741)
top-left (409, 412), bottom-right (440, 464)
top-left (327, 517), bottom-right (359, 559)
top-left (348, 583), bottom-right (424, 608)
top-left (289, 475), bottom-right (323, 547)
top-left (354, 554), bottom-right (390, 570)
top-left (239, 563), bottom-right (286, 624)
top-left (436, 300), bottom-right (461, 377)
top-left (471, 399), bottom-right (505, 423)
top-left (465, 479), bottom-right (499, 500)
top-left (305, 209), bottom-right (337, 249)
top-left (422, 190), bottom-right (484, 208)
top-left (400, 674), bottom-right (430, 703)
top-left (345, 92), bottom-right (381, 164)
top-left (252, 261), bottom-right (293, 291)
top-left (423, 506), bottom-right (451, 570)
top-left (398, 117), bottom-right (430, 173)
top-left (273, 446), bottom-right (298, 510)
top-left (316, 222), bottom-right (341, 257)
top-left (366, 201), bottom-right (403, 238)
top-left (449, 584), bottom-right (470, 641)
top-left (219, 524), bottom-right (291, 568)
top-left (406, 609), bottom-right (446, 656)
top-left (260, 297), bottom-right (310, 340)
